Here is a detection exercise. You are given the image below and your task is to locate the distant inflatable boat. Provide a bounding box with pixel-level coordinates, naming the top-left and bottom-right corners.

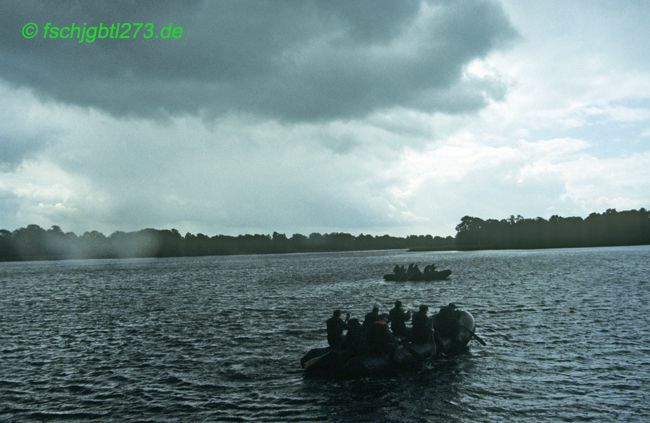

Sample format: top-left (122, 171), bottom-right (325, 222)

top-left (384, 269), bottom-right (452, 281)
top-left (301, 310), bottom-right (475, 378)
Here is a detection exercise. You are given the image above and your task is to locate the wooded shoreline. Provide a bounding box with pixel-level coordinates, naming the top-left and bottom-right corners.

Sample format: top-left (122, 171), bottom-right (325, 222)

top-left (1, 208), bottom-right (648, 262)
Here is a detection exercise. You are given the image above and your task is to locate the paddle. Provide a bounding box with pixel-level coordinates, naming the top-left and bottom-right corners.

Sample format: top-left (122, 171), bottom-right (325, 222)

top-left (459, 325), bottom-right (486, 346)
top-left (303, 349), bottom-right (333, 370)
top-left (397, 338), bottom-right (425, 361)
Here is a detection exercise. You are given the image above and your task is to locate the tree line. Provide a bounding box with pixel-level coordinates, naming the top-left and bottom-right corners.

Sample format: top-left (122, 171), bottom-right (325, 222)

top-left (455, 208), bottom-right (650, 250)
top-left (0, 225), bottom-right (454, 261)
top-left (0, 208), bottom-right (648, 261)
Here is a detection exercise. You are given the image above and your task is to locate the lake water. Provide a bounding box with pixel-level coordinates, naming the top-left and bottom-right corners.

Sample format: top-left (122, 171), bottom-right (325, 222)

top-left (2, 246), bottom-right (649, 422)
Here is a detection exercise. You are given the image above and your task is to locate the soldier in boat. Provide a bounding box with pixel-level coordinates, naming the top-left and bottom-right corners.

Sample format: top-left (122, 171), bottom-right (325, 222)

top-left (341, 318), bottom-right (363, 356)
top-left (326, 309), bottom-right (349, 348)
top-left (389, 300), bottom-right (411, 337)
top-left (363, 306), bottom-right (380, 330)
top-left (407, 264), bottom-right (422, 279)
top-left (433, 303), bottom-right (460, 340)
top-left (411, 304), bottom-right (433, 343)
top-left (366, 314), bottom-right (397, 355)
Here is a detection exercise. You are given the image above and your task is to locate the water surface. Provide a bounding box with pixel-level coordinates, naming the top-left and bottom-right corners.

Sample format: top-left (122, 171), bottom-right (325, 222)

top-left (2, 246), bottom-right (649, 421)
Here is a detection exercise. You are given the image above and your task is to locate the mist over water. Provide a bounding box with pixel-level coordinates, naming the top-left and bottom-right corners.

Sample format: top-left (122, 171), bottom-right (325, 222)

top-left (2, 246), bottom-right (649, 421)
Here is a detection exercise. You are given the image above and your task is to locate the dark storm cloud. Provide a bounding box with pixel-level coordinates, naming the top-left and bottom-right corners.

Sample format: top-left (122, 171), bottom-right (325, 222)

top-left (0, 84), bottom-right (61, 169)
top-left (0, 0), bottom-right (516, 121)
top-left (0, 132), bottom-right (45, 168)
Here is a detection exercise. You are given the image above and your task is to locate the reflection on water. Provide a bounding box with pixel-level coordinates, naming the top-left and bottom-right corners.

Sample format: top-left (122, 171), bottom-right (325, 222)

top-left (1, 246), bottom-right (650, 421)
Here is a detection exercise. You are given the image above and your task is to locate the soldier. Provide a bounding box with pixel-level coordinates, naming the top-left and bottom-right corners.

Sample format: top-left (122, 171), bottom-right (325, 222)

top-left (389, 300), bottom-right (411, 337)
top-left (411, 305), bottom-right (433, 343)
top-left (326, 309), bottom-right (349, 348)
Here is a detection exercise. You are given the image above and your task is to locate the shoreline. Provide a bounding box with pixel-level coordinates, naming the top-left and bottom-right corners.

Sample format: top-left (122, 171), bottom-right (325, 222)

top-left (3, 242), bottom-right (650, 264)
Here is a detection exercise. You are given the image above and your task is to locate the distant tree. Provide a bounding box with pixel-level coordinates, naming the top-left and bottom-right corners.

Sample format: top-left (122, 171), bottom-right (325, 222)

top-left (0, 229), bottom-right (17, 260)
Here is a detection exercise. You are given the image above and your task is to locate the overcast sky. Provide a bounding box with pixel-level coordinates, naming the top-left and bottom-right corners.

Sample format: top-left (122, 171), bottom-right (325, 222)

top-left (1, 0), bottom-right (649, 236)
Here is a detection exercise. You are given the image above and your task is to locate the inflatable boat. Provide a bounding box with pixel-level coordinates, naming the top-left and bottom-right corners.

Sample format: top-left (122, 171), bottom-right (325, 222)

top-left (301, 310), bottom-right (476, 378)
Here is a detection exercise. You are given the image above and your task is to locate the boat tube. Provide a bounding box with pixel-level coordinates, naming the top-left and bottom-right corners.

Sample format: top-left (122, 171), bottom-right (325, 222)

top-left (383, 269), bottom-right (452, 281)
top-left (435, 309), bottom-right (475, 355)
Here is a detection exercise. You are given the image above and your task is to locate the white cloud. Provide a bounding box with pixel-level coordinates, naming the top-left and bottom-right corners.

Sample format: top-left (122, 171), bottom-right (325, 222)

top-left (581, 105), bottom-right (650, 123)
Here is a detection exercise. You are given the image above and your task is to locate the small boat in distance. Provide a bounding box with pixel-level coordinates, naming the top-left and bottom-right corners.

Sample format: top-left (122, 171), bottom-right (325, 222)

top-left (384, 263), bottom-right (452, 281)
